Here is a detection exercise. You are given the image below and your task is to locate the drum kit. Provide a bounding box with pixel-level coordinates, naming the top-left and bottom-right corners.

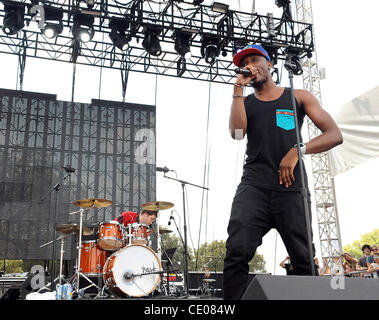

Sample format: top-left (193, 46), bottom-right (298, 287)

top-left (41, 198), bottom-right (180, 299)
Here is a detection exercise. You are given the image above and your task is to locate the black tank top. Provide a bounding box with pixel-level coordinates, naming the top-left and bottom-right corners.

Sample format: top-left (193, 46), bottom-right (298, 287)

top-left (241, 87), bottom-right (308, 192)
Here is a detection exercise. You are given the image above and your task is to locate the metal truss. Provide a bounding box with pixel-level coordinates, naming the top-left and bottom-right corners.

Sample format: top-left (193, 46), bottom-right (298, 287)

top-left (295, 0), bottom-right (343, 276)
top-left (0, 0), bottom-right (314, 86)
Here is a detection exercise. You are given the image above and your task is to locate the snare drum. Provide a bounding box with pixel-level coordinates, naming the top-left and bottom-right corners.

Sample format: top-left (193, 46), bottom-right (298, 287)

top-left (97, 221), bottom-right (123, 251)
top-left (80, 241), bottom-right (110, 276)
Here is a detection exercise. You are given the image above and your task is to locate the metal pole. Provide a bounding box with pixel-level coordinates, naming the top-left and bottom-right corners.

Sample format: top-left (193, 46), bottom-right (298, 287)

top-left (181, 182), bottom-right (190, 296)
top-left (288, 69), bottom-right (316, 276)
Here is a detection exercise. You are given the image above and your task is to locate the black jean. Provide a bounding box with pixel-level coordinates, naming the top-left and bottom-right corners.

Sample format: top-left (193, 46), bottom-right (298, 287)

top-left (223, 183), bottom-right (318, 300)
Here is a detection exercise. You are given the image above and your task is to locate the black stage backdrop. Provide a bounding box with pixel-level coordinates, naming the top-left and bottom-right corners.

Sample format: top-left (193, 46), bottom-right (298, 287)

top-left (0, 88), bottom-right (156, 262)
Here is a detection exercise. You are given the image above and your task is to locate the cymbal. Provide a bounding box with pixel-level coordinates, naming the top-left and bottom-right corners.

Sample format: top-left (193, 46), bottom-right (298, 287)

top-left (56, 224), bottom-right (94, 236)
top-left (141, 201), bottom-right (174, 211)
top-left (73, 198), bottom-right (112, 208)
top-left (152, 227), bottom-right (173, 234)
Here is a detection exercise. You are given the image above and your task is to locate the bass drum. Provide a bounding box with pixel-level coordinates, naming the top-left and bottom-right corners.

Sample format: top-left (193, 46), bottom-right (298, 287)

top-left (103, 244), bottom-right (162, 297)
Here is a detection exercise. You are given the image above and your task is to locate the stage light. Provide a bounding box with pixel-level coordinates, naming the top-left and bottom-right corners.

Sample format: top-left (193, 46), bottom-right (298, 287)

top-left (72, 13), bottom-right (95, 43)
top-left (142, 25), bottom-right (162, 57)
top-left (41, 7), bottom-right (64, 39)
top-left (109, 17), bottom-right (130, 51)
top-left (174, 31), bottom-right (192, 59)
top-left (211, 1), bottom-right (229, 14)
top-left (201, 36), bottom-right (220, 64)
top-left (2, 3), bottom-right (25, 36)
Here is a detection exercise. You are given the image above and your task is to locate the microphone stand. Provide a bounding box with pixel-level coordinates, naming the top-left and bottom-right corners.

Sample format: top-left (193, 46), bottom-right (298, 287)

top-left (284, 50), bottom-right (315, 276)
top-left (39, 168), bottom-right (74, 290)
top-left (161, 171), bottom-right (209, 297)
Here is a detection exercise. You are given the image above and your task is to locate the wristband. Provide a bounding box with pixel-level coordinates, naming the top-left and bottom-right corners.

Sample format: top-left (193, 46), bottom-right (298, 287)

top-left (234, 83), bottom-right (244, 88)
top-left (232, 95), bottom-right (245, 99)
top-left (294, 143), bottom-right (306, 156)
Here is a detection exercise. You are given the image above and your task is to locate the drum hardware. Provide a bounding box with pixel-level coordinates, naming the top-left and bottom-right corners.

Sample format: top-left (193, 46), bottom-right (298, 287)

top-left (40, 233), bottom-right (71, 289)
top-left (68, 198), bottom-right (112, 297)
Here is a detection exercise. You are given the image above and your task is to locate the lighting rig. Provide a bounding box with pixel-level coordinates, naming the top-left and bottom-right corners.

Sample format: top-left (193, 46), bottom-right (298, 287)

top-left (0, 0), bottom-right (313, 94)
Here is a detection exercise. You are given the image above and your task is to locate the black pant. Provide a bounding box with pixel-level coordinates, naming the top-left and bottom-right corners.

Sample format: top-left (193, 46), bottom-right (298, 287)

top-left (223, 183), bottom-right (317, 300)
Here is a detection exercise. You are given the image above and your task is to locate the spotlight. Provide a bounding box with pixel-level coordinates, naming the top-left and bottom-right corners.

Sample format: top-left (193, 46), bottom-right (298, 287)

top-left (2, 3), bottom-right (25, 35)
top-left (174, 31), bottom-right (191, 59)
top-left (41, 7), bottom-right (64, 39)
top-left (201, 36), bottom-right (220, 64)
top-left (72, 13), bottom-right (95, 43)
top-left (109, 17), bottom-right (130, 51)
top-left (211, 1), bottom-right (229, 14)
top-left (142, 25), bottom-right (162, 56)
top-left (233, 39), bottom-right (248, 56)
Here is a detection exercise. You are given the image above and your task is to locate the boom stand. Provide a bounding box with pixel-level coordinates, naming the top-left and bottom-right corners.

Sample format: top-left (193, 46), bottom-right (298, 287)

top-left (162, 173), bottom-right (209, 296)
top-left (39, 170), bottom-right (73, 290)
top-left (284, 50), bottom-right (315, 276)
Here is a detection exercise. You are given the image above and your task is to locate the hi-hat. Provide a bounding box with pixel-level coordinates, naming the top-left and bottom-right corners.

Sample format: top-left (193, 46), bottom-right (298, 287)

top-left (56, 224), bottom-right (94, 236)
top-left (152, 227), bottom-right (173, 234)
top-left (73, 198), bottom-right (112, 208)
top-left (141, 201), bottom-right (174, 211)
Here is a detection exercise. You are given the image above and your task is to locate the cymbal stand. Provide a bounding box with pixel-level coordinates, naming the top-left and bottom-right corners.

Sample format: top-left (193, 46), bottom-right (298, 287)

top-left (69, 206), bottom-right (100, 296)
top-left (39, 233), bottom-right (70, 290)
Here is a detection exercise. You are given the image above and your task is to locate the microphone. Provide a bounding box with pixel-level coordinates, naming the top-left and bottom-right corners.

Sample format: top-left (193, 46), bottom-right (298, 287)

top-left (62, 165), bottom-right (76, 173)
top-left (156, 166), bottom-right (171, 173)
top-left (234, 68), bottom-right (252, 77)
top-left (168, 210), bottom-right (174, 226)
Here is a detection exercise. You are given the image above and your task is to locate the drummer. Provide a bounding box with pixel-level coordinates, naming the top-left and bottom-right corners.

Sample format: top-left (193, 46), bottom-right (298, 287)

top-left (114, 209), bottom-right (158, 228)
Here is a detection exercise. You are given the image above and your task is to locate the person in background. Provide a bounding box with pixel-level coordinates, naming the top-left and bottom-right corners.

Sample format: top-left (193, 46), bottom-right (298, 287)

top-left (357, 244), bottom-right (372, 271)
top-left (341, 252), bottom-right (357, 271)
top-left (279, 256), bottom-right (294, 275)
top-left (367, 252), bottom-right (379, 279)
top-left (366, 245), bottom-right (378, 268)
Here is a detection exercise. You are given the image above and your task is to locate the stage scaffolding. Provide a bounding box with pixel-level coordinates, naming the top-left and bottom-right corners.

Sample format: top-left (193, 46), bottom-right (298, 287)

top-left (295, 0), bottom-right (343, 275)
top-left (0, 0), bottom-right (341, 273)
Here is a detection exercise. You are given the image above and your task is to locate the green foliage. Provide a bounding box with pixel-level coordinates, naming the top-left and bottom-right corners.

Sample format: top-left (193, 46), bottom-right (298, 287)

top-left (161, 234), bottom-right (266, 273)
top-left (193, 240), bottom-right (266, 273)
top-left (343, 228), bottom-right (379, 260)
top-left (4, 260), bottom-right (24, 273)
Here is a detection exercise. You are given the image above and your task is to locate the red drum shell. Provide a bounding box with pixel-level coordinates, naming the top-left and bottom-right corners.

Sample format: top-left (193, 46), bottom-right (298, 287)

top-left (97, 221), bottom-right (123, 251)
top-left (80, 241), bottom-right (110, 275)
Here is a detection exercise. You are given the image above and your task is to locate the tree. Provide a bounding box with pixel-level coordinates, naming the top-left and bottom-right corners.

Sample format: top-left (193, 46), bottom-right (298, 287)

top-left (193, 240), bottom-right (266, 273)
top-left (4, 260), bottom-right (24, 274)
top-left (343, 228), bottom-right (379, 259)
top-left (160, 235), bottom-right (267, 273)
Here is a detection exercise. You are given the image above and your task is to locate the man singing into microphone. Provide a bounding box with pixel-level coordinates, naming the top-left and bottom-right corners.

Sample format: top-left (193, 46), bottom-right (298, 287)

top-left (223, 44), bottom-right (343, 300)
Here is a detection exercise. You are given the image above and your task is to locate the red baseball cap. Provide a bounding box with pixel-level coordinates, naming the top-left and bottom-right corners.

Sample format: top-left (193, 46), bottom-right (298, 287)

top-left (233, 44), bottom-right (271, 67)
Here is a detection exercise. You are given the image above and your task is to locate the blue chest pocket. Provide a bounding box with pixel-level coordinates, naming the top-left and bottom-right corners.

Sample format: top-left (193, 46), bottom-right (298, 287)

top-left (276, 109), bottom-right (295, 131)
